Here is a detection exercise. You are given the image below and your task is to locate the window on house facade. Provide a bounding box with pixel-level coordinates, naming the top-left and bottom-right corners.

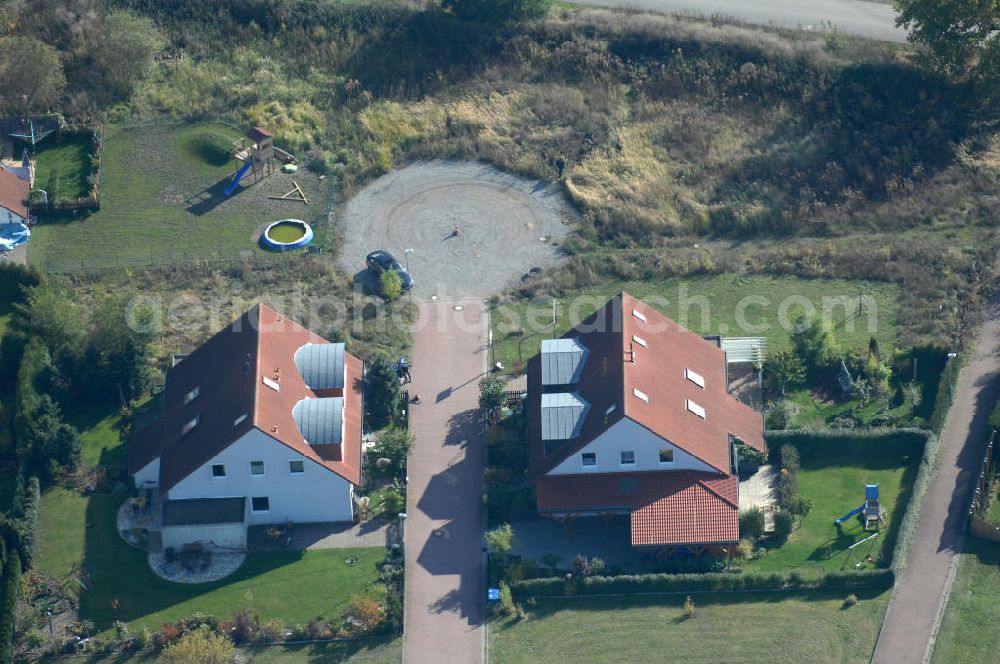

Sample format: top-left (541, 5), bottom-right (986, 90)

top-left (620, 450), bottom-right (636, 465)
top-left (233, 413), bottom-right (248, 427)
top-left (582, 452), bottom-right (597, 467)
top-left (289, 460), bottom-right (304, 474)
top-left (659, 448), bottom-right (675, 464)
top-left (251, 460), bottom-right (264, 476)
top-left (183, 386), bottom-right (200, 405)
top-left (251, 496), bottom-right (270, 512)
top-left (211, 464), bottom-right (226, 478)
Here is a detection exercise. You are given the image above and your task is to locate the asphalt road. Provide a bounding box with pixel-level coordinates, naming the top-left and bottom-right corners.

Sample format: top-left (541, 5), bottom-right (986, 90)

top-left (572, 0), bottom-right (908, 42)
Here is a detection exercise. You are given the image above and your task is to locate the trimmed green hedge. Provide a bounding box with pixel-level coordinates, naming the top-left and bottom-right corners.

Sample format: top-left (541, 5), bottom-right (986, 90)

top-left (0, 555), bottom-right (20, 664)
top-left (17, 477), bottom-right (40, 568)
top-left (512, 568), bottom-right (894, 599)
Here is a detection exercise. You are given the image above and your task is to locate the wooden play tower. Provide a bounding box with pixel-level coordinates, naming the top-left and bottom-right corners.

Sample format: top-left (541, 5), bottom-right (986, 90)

top-left (231, 126), bottom-right (276, 184)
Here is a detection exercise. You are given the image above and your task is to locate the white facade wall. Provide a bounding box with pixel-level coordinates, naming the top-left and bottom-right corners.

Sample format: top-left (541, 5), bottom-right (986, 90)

top-left (161, 522), bottom-right (246, 551)
top-left (167, 428), bottom-right (354, 525)
top-left (133, 458), bottom-right (160, 488)
top-left (546, 417), bottom-right (717, 476)
top-left (0, 207), bottom-right (27, 226)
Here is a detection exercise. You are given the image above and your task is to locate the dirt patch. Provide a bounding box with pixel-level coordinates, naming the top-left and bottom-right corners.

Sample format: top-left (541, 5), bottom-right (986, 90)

top-left (335, 160), bottom-right (577, 298)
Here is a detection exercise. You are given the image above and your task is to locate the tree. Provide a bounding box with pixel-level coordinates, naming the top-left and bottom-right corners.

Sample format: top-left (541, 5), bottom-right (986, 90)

top-left (365, 354), bottom-right (401, 431)
top-left (163, 626), bottom-right (236, 664)
top-left (0, 36), bottom-right (66, 116)
top-left (379, 269), bottom-right (402, 301)
top-left (441, 0), bottom-right (552, 22)
top-left (903, 381), bottom-right (923, 415)
top-left (88, 10), bottom-right (165, 100)
top-left (21, 394), bottom-right (80, 479)
top-left (479, 374), bottom-right (506, 423)
top-left (790, 313), bottom-right (836, 373)
top-left (344, 594), bottom-right (385, 633)
top-left (895, 0), bottom-right (999, 88)
top-left (485, 523), bottom-right (514, 559)
top-left (767, 350), bottom-right (806, 396)
top-left (371, 428), bottom-right (412, 475)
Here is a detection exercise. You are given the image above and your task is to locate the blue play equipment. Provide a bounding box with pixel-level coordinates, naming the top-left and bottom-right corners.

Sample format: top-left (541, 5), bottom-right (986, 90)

top-left (224, 160), bottom-right (253, 197)
top-left (835, 483), bottom-right (885, 531)
top-left (260, 219), bottom-right (314, 251)
top-left (0, 222), bottom-right (30, 252)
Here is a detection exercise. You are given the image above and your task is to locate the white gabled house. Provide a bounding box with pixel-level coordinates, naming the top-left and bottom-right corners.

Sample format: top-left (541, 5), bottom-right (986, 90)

top-left (130, 304), bottom-right (364, 551)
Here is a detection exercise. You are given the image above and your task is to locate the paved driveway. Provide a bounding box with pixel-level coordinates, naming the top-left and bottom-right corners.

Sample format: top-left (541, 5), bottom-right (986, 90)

top-left (572, 0), bottom-right (907, 42)
top-left (404, 300), bottom-right (488, 663)
top-left (872, 296), bottom-right (1000, 663)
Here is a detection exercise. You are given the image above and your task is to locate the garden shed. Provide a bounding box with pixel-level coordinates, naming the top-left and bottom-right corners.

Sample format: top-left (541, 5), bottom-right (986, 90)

top-left (161, 497), bottom-right (247, 551)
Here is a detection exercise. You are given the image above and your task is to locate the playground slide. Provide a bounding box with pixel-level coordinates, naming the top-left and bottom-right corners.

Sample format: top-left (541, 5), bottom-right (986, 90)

top-left (224, 161), bottom-right (253, 197)
top-left (835, 504), bottom-right (864, 524)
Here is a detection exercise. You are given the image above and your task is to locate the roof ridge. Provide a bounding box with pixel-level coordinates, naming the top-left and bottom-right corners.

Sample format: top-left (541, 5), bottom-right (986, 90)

top-left (251, 303), bottom-right (264, 429)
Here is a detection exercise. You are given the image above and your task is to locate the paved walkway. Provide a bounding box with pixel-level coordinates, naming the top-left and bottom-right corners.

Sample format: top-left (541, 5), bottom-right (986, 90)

top-left (404, 300), bottom-right (488, 663)
top-left (247, 519), bottom-right (393, 552)
top-left (872, 297), bottom-right (1000, 663)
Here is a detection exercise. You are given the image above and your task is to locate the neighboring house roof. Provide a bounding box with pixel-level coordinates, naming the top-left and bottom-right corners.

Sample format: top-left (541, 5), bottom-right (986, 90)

top-left (130, 304), bottom-right (363, 490)
top-left (0, 170), bottom-right (29, 219)
top-left (536, 471), bottom-right (739, 546)
top-left (527, 292), bottom-right (765, 480)
top-left (162, 497), bottom-right (246, 526)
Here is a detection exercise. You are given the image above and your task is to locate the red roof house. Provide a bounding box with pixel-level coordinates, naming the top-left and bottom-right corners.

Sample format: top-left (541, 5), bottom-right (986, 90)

top-left (527, 292), bottom-right (765, 549)
top-left (131, 304), bottom-right (364, 547)
top-left (0, 170), bottom-right (29, 223)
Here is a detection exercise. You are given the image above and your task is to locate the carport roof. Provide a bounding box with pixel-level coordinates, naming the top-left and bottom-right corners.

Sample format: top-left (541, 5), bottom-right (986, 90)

top-left (162, 497), bottom-right (246, 526)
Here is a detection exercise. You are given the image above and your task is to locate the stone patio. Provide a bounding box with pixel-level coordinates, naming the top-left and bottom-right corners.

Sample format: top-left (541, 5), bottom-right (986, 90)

top-left (247, 518), bottom-right (394, 551)
top-left (148, 551), bottom-right (246, 584)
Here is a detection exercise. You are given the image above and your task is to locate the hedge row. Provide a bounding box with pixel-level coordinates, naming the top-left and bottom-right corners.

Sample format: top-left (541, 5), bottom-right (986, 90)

top-left (927, 355), bottom-right (958, 433)
top-left (512, 568), bottom-right (894, 599)
top-left (18, 477), bottom-right (40, 568)
top-left (0, 556), bottom-right (21, 664)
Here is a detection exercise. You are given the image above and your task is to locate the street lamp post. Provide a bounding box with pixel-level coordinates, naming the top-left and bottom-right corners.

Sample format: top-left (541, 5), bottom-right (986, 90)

top-left (404, 248), bottom-right (414, 303)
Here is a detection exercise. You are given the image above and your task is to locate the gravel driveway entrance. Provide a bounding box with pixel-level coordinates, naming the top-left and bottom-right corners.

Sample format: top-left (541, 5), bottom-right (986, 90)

top-left (336, 160), bottom-right (575, 298)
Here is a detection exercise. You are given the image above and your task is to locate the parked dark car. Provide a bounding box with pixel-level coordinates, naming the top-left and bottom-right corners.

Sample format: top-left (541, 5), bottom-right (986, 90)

top-left (366, 250), bottom-right (413, 291)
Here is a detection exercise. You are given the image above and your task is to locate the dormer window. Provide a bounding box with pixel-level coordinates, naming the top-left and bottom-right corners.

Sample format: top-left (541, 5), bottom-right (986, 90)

top-left (633, 388), bottom-right (649, 403)
top-left (183, 386), bottom-right (200, 405)
top-left (632, 309), bottom-right (647, 322)
top-left (632, 335), bottom-right (647, 348)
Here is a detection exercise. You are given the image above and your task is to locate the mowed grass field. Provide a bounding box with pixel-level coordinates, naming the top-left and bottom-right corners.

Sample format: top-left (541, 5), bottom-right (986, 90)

top-left (491, 275), bottom-right (898, 372)
top-left (490, 590), bottom-right (890, 664)
top-left (34, 488), bottom-right (385, 635)
top-left (930, 537), bottom-right (1000, 663)
top-left (743, 433), bottom-right (923, 573)
top-left (33, 133), bottom-right (95, 200)
top-left (28, 123), bottom-right (330, 271)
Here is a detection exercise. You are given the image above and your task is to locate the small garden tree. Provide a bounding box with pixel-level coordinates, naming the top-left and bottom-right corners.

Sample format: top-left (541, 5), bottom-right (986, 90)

top-left (486, 523), bottom-right (514, 559)
top-left (791, 313), bottom-right (837, 374)
top-left (163, 626), bottom-right (236, 664)
top-left (380, 269), bottom-right (402, 301)
top-left (479, 374), bottom-right (506, 424)
top-left (365, 354), bottom-right (401, 431)
top-left (767, 350), bottom-right (805, 396)
top-left (371, 428), bottom-right (413, 478)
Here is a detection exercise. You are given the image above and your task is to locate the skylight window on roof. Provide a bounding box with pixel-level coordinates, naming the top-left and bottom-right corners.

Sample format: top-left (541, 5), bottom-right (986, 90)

top-left (233, 413), bottom-right (248, 427)
top-left (183, 386), bottom-right (200, 405)
top-left (685, 368), bottom-right (706, 388)
top-left (632, 309), bottom-right (647, 322)
top-left (632, 335), bottom-right (647, 348)
top-left (181, 414), bottom-right (200, 436)
top-left (605, 404), bottom-right (617, 416)
top-left (633, 388), bottom-right (649, 403)
top-left (685, 399), bottom-right (706, 419)
top-left (262, 376), bottom-right (280, 392)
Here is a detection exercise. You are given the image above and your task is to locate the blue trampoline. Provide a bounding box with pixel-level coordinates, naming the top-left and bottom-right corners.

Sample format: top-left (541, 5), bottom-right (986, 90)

top-left (261, 219), bottom-right (313, 251)
top-left (0, 222), bottom-right (30, 252)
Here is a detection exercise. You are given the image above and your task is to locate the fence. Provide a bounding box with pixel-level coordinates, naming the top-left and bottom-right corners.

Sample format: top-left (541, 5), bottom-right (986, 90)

top-left (967, 430), bottom-right (998, 541)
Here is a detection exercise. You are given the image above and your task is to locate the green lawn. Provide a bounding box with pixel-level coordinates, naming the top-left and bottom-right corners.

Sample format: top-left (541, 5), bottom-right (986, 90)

top-left (492, 275), bottom-right (898, 373)
top-left (28, 123), bottom-right (329, 271)
top-left (490, 590), bottom-right (890, 663)
top-left (930, 537), bottom-right (1000, 663)
top-left (38, 638), bottom-right (401, 663)
top-left (34, 489), bottom-right (385, 635)
top-left (33, 134), bottom-right (95, 200)
top-left (65, 399), bottom-right (127, 466)
top-left (744, 433), bottom-right (923, 573)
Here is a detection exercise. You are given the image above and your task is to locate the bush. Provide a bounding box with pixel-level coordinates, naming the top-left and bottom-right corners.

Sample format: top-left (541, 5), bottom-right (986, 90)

top-left (843, 593), bottom-right (858, 608)
top-left (739, 508), bottom-right (764, 540)
top-left (0, 556), bottom-right (21, 661)
top-left (364, 354), bottom-right (401, 431)
top-left (773, 510), bottom-right (794, 539)
top-left (162, 625), bottom-right (234, 663)
top-left (766, 400), bottom-right (801, 430)
top-left (570, 554), bottom-right (593, 577)
top-left (497, 580), bottom-right (515, 617)
top-left (17, 476), bottom-right (40, 568)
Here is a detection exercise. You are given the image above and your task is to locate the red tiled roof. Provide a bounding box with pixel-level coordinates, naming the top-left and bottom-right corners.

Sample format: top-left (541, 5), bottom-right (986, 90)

top-left (527, 293), bottom-right (764, 480)
top-left (0, 170), bottom-right (29, 219)
top-left (536, 472), bottom-right (739, 546)
top-left (131, 304), bottom-right (362, 491)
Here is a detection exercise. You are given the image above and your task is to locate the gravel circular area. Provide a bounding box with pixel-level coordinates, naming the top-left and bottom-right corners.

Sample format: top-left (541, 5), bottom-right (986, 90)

top-left (148, 551), bottom-right (246, 584)
top-left (336, 160), bottom-right (577, 298)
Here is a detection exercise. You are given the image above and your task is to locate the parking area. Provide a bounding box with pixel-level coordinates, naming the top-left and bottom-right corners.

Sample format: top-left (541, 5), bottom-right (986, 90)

top-left (336, 160), bottom-right (576, 299)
